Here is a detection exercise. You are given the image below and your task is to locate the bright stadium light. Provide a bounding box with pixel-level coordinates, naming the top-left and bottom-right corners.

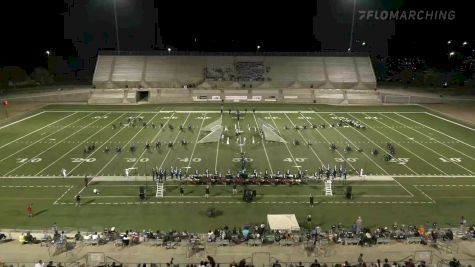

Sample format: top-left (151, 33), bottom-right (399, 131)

top-left (46, 50), bottom-right (50, 56)
top-left (362, 41), bottom-right (366, 46)
top-left (462, 41), bottom-right (468, 46)
top-left (447, 40), bottom-right (452, 44)
top-left (113, 0), bottom-right (120, 54)
top-left (449, 51), bottom-right (455, 57)
top-left (167, 47), bottom-right (171, 53)
top-left (257, 45), bottom-right (261, 50)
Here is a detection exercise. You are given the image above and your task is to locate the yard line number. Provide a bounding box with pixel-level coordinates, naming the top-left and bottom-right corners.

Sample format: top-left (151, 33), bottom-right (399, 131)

top-left (439, 157), bottom-right (462, 163)
top-left (389, 158), bottom-right (410, 165)
top-left (125, 158), bottom-right (150, 163)
top-left (334, 157), bottom-right (358, 163)
top-left (178, 157), bottom-right (202, 162)
top-left (71, 158), bottom-right (96, 163)
top-left (284, 158), bottom-right (307, 162)
top-left (233, 158), bottom-right (254, 162)
top-left (16, 158), bottom-right (42, 163)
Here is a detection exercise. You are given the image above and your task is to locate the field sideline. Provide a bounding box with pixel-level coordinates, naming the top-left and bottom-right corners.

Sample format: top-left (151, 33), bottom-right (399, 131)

top-left (0, 104), bottom-right (474, 231)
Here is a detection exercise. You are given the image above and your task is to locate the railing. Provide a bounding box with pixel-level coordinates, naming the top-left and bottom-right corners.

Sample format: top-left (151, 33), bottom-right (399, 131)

top-left (98, 50), bottom-right (369, 57)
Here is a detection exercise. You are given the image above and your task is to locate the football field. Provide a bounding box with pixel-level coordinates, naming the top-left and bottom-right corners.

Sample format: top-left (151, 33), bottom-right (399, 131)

top-left (0, 104), bottom-right (474, 231)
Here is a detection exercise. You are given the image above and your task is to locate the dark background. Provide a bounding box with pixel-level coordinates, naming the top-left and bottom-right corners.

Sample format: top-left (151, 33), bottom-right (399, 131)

top-left (0, 0), bottom-right (471, 73)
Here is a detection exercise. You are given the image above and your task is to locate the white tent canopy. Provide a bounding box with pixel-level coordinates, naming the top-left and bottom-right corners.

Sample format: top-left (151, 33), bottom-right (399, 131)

top-left (267, 214), bottom-right (300, 231)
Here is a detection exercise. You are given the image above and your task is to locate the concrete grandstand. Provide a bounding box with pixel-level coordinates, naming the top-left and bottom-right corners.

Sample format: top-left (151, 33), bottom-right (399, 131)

top-left (91, 52), bottom-right (380, 104)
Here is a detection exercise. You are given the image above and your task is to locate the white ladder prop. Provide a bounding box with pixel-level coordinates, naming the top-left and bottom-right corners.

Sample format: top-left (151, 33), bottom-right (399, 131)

top-left (156, 183), bottom-right (164, 198)
top-left (324, 179), bottom-right (333, 196)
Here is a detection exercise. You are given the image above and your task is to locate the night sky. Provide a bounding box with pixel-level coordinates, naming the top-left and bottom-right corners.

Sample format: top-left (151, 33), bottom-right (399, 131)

top-left (0, 0), bottom-right (471, 72)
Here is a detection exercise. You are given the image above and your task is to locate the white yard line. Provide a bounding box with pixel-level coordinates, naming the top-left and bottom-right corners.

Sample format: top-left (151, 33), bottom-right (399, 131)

top-left (0, 111), bottom-right (45, 130)
top-left (412, 185), bottom-right (436, 203)
top-left (94, 112), bottom-right (162, 176)
top-left (0, 112), bottom-right (76, 150)
top-left (53, 185), bottom-right (74, 205)
top-left (251, 113), bottom-right (273, 175)
top-left (0, 112), bottom-right (83, 163)
top-left (386, 113), bottom-right (475, 162)
top-left (341, 113), bottom-right (419, 175)
top-left (374, 113), bottom-right (474, 175)
top-left (301, 111), bottom-right (357, 172)
top-left (185, 113), bottom-right (207, 173)
top-left (158, 113), bottom-right (192, 169)
top-left (214, 114), bottom-right (223, 173)
top-left (66, 113), bottom-right (144, 175)
top-left (392, 178), bottom-right (414, 197)
top-left (236, 117), bottom-right (243, 153)
top-left (130, 110), bottom-right (171, 170)
top-left (355, 113), bottom-right (448, 175)
top-left (425, 112), bottom-right (475, 132)
top-left (395, 113), bottom-right (475, 151)
top-left (268, 112), bottom-right (300, 170)
top-left (283, 113), bottom-right (324, 166)
top-left (313, 112), bottom-right (389, 175)
top-left (3, 113), bottom-right (102, 176)
top-left (35, 113), bottom-right (126, 176)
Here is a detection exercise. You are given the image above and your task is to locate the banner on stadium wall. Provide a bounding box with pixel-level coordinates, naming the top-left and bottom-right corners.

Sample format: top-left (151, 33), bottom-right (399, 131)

top-left (224, 95), bottom-right (247, 100)
top-left (211, 96), bottom-right (221, 100)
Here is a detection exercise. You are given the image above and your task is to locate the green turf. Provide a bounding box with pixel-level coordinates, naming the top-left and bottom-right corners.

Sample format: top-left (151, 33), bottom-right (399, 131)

top-left (0, 104), bottom-right (474, 231)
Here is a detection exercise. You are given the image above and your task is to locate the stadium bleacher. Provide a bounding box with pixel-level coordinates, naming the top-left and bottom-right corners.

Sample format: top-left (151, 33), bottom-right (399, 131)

top-left (91, 53), bottom-right (379, 104)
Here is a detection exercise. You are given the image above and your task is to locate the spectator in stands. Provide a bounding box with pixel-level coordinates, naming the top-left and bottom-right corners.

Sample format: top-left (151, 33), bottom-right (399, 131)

top-left (272, 260), bottom-right (281, 267)
top-left (46, 261), bottom-right (55, 267)
top-left (356, 216), bottom-right (363, 234)
top-left (358, 254), bottom-right (364, 267)
top-left (449, 258), bottom-right (460, 267)
top-left (74, 231), bottom-right (82, 241)
top-left (405, 259), bottom-right (415, 267)
top-left (383, 259), bottom-right (391, 267)
top-left (310, 260), bottom-right (321, 267)
top-left (34, 260), bottom-right (44, 267)
top-left (0, 232), bottom-right (6, 241)
top-left (207, 255), bottom-right (216, 267)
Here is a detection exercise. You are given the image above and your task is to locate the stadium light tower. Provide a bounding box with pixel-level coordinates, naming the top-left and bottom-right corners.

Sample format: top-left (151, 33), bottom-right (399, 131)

top-left (45, 50), bottom-right (50, 56)
top-left (168, 47), bottom-right (171, 53)
top-left (462, 41), bottom-right (468, 46)
top-left (348, 0), bottom-right (357, 52)
top-left (113, 0), bottom-right (120, 54)
top-left (449, 51), bottom-right (455, 57)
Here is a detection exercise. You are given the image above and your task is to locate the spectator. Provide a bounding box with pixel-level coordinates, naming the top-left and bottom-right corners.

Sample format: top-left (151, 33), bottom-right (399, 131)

top-left (27, 203), bottom-right (33, 217)
top-left (46, 261), bottom-right (55, 267)
top-left (34, 260), bottom-right (44, 267)
top-left (358, 254), bottom-right (364, 267)
top-left (310, 260), bottom-right (321, 267)
top-left (207, 256), bottom-right (216, 267)
top-left (272, 260), bottom-right (281, 267)
top-left (383, 259), bottom-right (391, 267)
top-left (449, 258), bottom-right (460, 267)
top-left (356, 216), bottom-right (363, 234)
top-left (405, 259), bottom-right (415, 267)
